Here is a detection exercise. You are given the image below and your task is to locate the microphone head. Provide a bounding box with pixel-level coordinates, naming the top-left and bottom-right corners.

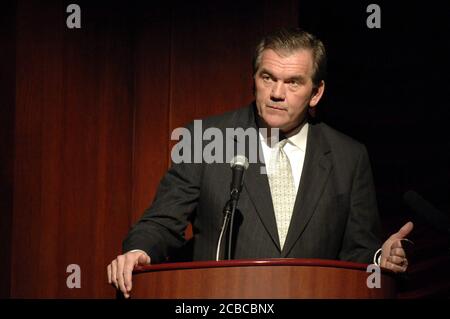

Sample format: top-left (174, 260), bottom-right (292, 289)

top-left (230, 155), bottom-right (249, 170)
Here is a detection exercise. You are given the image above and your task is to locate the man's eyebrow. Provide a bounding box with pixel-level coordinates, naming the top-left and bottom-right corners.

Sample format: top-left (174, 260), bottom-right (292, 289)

top-left (259, 68), bottom-right (275, 77)
top-left (259, 69), bottom-right (306, 82)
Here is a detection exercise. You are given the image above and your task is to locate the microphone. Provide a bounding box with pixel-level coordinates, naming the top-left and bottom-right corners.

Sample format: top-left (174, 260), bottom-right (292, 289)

top-left (229, 155), bottom-right (249, 202)
top-left (215, 155), bottom-right (249, 261)
top-left (403, 190), bottom-right (450, 234)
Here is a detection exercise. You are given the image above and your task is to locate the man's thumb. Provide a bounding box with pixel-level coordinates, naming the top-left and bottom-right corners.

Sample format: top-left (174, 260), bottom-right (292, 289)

top-left (392, 221), bottom-right (414, 239)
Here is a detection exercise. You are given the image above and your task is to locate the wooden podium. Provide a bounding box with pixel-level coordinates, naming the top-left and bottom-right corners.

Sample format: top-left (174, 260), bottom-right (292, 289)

top-left (131, 258), bottom-right (396, 298)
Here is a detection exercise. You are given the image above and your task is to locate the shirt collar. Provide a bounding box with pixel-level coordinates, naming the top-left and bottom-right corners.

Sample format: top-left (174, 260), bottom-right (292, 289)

top-left (286, 122), bottom-right (308, 152)
top-left (259, 122), bottom-right (308, 152)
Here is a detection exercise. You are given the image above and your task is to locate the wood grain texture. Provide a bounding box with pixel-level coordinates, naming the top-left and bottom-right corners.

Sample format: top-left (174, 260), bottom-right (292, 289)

top-left (12, 0), bottom-right (64, 298)
top-left (12, 0), bottom-right (133, 298)
top-left (169, 1), bottom-right (257, 131)
top-left (131, 2), bottom-right (171, 223)
top-left (7, 0), bottom-right (299, 298)
top-left (132, 259), bottom-right (396, 298)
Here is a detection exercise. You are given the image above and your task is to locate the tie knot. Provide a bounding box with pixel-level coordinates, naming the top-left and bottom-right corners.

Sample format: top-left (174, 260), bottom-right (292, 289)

top-left (278, 139), bottom-right (288, 149)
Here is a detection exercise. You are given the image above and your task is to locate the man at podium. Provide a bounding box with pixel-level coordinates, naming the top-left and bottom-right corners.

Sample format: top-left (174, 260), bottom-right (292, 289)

top-left (107, 28), bottom-right (413, 298)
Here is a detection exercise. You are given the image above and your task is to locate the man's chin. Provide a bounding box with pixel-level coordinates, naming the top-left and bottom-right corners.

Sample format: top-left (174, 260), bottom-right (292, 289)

top-left (261, 115), bottom-right (287, 131)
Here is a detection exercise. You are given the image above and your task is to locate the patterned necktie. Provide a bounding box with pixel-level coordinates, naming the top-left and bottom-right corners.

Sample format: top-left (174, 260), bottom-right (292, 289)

top-left (267, 139), bottom-right (296, 250)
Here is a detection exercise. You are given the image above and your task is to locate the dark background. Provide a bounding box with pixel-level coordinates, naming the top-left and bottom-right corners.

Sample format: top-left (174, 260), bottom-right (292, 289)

top-left (301, 1), bottom-right (450, 297)
top-left (1, 0), bottom-right (449, 298)
top-left (300, 1), bottom-right (449, 219)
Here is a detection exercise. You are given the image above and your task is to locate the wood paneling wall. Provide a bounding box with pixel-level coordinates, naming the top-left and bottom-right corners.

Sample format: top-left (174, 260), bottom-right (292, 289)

top-left (3, 0), bottom-right (299, 298)
top-left (12, 0), bottom-right (135, 298)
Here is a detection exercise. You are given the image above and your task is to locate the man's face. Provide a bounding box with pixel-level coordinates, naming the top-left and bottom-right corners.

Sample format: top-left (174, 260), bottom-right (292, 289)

top-left (254, 49), bottom-right (324, 134)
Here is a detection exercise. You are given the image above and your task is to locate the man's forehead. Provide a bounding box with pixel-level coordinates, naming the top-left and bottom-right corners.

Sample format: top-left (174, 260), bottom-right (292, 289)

top-left (259, 49), bottom-right (314, 76)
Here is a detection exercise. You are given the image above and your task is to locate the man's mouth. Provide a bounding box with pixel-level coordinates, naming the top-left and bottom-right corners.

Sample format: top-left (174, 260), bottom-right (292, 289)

top-left (267, 105), bottom-right (287, 111)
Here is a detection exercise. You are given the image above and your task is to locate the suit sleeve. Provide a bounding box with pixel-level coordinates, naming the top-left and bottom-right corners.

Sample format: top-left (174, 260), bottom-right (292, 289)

top-left (122, 124), bottom-right (202, 264)
top-left (338, 145), bottom-right (383, 263)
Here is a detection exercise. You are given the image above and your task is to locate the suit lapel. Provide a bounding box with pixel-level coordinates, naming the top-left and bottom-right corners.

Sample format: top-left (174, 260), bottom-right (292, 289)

top-left (282, 123), bottom-right (333, 257)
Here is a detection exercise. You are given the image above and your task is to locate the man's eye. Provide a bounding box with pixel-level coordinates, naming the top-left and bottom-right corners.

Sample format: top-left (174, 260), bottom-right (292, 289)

top-left (261, 75), bottom-right (271, 82)
top-left (288, 80), bottom-right (300, 88)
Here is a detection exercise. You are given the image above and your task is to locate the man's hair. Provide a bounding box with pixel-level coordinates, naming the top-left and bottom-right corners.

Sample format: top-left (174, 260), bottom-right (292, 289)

top-left (253, 28), bottom-right (327, 88)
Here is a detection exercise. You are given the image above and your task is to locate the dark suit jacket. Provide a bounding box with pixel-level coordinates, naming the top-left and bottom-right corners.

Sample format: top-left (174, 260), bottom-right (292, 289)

top-left (123, 103), bottom-right (382, 264)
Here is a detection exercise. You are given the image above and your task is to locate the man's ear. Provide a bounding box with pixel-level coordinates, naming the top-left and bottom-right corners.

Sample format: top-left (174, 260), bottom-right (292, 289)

top-left (309, 80), bottom-right (325, 108)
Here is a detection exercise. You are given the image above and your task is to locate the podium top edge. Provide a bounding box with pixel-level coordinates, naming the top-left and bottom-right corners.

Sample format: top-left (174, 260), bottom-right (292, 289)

top-left (133, 258), bottom-right (382, 274)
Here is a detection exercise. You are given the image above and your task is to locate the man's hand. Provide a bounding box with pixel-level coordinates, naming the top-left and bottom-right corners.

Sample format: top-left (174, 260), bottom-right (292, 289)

top-left (107, 250), bottom-right (151, 298)
top-left (380, 221), bottom-right (414, 273)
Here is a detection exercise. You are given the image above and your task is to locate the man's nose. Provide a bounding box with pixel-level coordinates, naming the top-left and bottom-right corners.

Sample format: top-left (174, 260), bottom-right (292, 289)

top-left (270, 81), bottom-right (285, 101)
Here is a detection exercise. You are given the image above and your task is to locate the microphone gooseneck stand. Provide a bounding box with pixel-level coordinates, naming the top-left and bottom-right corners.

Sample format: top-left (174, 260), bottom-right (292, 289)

top-left (215, 156), bottom-right (248, 261)
top-left (215, 187), bottom-right (241, 261)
